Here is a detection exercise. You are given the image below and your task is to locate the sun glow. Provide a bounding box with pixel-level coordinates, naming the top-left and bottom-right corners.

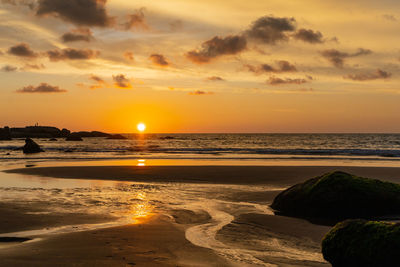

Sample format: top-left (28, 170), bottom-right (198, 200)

top-left (137, 123), bottom-right (146, 132)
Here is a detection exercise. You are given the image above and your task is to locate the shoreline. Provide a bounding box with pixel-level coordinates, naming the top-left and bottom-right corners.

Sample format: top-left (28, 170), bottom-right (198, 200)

top-left (5, 165), bottom-right (400, 186)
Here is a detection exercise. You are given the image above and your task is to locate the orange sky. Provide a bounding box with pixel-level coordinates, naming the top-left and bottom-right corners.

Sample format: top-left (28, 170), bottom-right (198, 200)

top-left (1, 0), bottom-right (400, 133)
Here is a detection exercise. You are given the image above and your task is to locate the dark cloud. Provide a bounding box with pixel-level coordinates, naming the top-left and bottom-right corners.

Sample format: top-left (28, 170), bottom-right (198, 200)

top-left (245, 16), bottom-right (296, 44)
top-left (344, 69), bottom-right (391, 81)
top-left (36, 0), bottom-right (113, 27)
top-left (186, 35), bottom-right (247, 63)
top-left (267, 76), bottom-right (308, 85)
top-left (46, 48), bottom-right (99, 61)
top-left (124, 51), bottom-right (134, 61)
top-left (22, 63), bottom-right (45, 70)
top-left (149, 54), bottom-right (169, 67)
top-left (112, 74), bottom-right (131, 88)
top-left (320, 48), bottom-right (372, 68)
top-left (61, 28), bottom-right (93, 42)
top-left (16, 83), bottom-right (67, 93)
top-left (8, 43), bottom-right (38, 58)
top-left (122, 8), bottom-right (148, 30)
top-left (1, 65), bottom-right (18, 72)
top-left (293, 28), bottom-right (323, 44)
top-left (207, 76), bottom-right (225, 81)
top-left (189, 90), bottom-right (214, 95)
top-left (89, 74), bottom-right (104, 83)
top-left (246, 60), bottom-right (297, 74)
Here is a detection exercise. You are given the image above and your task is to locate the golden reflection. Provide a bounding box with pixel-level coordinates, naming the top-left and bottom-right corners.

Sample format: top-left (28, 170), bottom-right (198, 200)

top-left (130, 192), bottom-right (153, 224)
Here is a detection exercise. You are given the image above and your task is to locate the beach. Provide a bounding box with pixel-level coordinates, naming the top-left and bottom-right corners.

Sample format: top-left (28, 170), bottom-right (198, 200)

top-left (1, 164), bottom-right (400, 266)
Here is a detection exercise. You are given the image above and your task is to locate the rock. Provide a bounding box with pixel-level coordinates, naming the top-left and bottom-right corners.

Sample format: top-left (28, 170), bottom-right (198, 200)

top-left (107, 134), bottom-right (127, 140)
top-left (22, 138), bottom-right (44, 153)
top-left (270, 171), bottom-right (400, 224)
top-left (65, 135), bottom-right (83, 141)
top-left (72, 131), bottom-right (110, 138)
top-left (60, 128), bottom-right (70, 137)
top-left (0, 126), bottom-right (11, 140)
top-left (322, 219), bottom-right (400, 267)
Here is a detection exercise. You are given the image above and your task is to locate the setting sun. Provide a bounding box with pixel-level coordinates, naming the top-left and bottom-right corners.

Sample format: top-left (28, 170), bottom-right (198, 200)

top-left (137, 123), bottom-right (146, 132)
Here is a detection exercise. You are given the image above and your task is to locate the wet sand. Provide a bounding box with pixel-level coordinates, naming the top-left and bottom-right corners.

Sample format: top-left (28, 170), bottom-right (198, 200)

top-left (0, 215), bottom-right (231, 267)
top-left (6, 165), bottom-right (400, 186)
top-left (2, 165), bottom-right (400, 266)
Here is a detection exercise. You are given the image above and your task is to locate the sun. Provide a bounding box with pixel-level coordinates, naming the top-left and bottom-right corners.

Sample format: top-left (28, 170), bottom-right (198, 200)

top-left (137, 123), bottom-right (146, 132)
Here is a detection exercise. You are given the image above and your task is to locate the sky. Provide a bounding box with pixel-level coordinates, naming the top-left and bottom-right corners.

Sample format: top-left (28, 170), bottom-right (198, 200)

top-left (1, 0), bottom-right (400, 133)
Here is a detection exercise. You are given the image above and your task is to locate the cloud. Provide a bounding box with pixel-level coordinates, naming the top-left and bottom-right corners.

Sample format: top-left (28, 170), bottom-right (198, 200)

top-left (89, 74), bottom-right (104, 83)
top-left (46, 48), bottom-right (99, 61)
top-left (246, 60), bottom-right (297, 74)
top-left (1, 0), bottom-right (35, 9)
top-left (207, 76), bottom-right (225, 81)
top-left (186, 35), bottom-right (247, 63)
top-left (112, 74), bottom-right (131, 88)
top-left (189, 90), bottom-right (214, 95)
top-left (36, 0), bottom-right (113, 27)
top-left (7, 43), bottom-right (38, 58)
top-left (382, 14), bottom-right (397, 22)
top-left (1, 65), bottom-right (18, 72)
top-left (169, 20), bottom-right (183, 31)
top-left (124, 51), bottom-right (134, 61)
top-left (16, 82), bottom-right (67, 93)
top-left (245, 16), bottom-right (296, 44)
top-left (267, 76), bottom-right (309, 85)
top-left (149, 53), bottom-right (169, 67)
top-left (320, 48), bottom-right (372, 68)
top-left (293, 28), bottom-right (323, 44)
top-left (122, 8), bottom-right (148, 30)
top-left (61, 28), bottom-right (93, 42)
top-left (22, 63), bottom-right (45, 70)
top-left (344, 69), bottom-right (391, 81)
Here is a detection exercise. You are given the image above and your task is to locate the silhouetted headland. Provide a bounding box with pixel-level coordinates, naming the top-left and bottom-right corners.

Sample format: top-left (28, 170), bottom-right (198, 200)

top-left (0, 125), bottom-right (127, 140)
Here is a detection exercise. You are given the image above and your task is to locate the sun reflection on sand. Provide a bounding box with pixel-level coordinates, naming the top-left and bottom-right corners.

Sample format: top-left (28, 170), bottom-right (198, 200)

top-left (129, 192), bottom-right (153, 224)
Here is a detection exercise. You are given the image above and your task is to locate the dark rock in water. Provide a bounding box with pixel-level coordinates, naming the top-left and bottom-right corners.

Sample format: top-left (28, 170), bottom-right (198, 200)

top-left (107, 134), bottom-right (127, 140)
top-left (322, 219), bottom-right (400, 267)
top-left (60, 128), bottom-right (70, 137)
top-left (270, 171), bottom-right (400, 224)
top-left (22, 138), bottom-right (44, 153)
top-left (49, 138), bottom-right (57, 141)
top-left (66, 134), bottom-right (83, 141)
top-left (0, 126), bottom-right (11, 140)
top-left (64, 149), bottom-right (74, 153)
top-left (72, 131), bottom-right (110, 138)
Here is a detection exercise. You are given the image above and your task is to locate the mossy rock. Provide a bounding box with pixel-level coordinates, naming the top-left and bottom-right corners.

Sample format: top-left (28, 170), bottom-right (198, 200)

top-left (322, 219), bottom-right (400, 267)
top-left (271, 171), bottom-right (400, 224)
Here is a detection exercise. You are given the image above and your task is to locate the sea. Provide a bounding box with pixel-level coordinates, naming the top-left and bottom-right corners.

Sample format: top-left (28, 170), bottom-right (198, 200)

top-left (1, 133), bottom-right (400, 167)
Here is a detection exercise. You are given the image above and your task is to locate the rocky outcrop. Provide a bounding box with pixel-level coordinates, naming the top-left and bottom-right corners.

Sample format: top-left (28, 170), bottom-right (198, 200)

top-left (271, 171), bottom-right (400, 224)
top-left (22, 138), bottom-right (44, 153)
top-left (322, 219), bottom-right (400, 267)
top-left (65, 134), bottom-right (83, 141)
top-left (0, 126), bottom-right (11, 140)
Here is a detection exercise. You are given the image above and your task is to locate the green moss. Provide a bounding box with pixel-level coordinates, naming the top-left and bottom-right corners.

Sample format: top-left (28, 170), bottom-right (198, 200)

top-left (322, 219), bottom-right (400, 267)
top-left (271, 171), bottom-right (400, 224)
